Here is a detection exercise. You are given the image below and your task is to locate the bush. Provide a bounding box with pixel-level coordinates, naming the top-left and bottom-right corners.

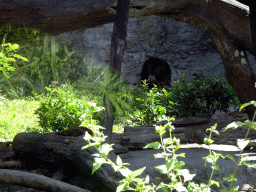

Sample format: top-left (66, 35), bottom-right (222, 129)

top-left (129, 80), bottom-right (174, 125)
top-left (34, 84), bottom-right (102, 132)
top-left (170, 73), bottom-right (239, 118)
top-left (128, 73), bottom-right (239, 125)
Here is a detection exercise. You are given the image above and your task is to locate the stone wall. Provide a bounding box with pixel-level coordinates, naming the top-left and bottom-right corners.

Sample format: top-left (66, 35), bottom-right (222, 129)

top-left (57, 15), bottom-right (256, 83)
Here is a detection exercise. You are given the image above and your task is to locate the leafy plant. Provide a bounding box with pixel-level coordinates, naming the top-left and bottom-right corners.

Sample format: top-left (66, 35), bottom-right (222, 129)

top-left (113, 82), bottom-right (139, 129)
top-left (128, 73), bottom-right (239, 126)
top-left (0, 29), bottom-right (85, 97)
top-left (34, 84), bottom-right (103, 132)
top-left (101, 69), bottom-right (130, 116)
top-left (0, 25), bottom-right (39, 98)
top-left (0, 23), bottom-right (41, 43)
top-left (171, 73), bottom-right (239, 118)
top-left (83, 101), bottom-right (256, 192)
top-left (0, 38), bottom-right (29, 97)
top-left (129, 80), bottom-right (173, 125)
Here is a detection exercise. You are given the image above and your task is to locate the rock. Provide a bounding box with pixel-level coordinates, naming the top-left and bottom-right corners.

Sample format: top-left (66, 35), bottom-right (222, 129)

top-left (127, 116), bottom-right (212, 129)
top-left (8, 108), bottom-right (256, 191)
top-left (194, 129), bottom-right (208, 143)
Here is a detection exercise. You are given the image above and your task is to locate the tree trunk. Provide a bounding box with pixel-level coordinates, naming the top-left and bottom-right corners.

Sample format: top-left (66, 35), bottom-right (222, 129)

top-left (249, 6), bottom-right (256, 63)
top-left (208, 27), bottom-right (256, 120)
top-left (101, 94), bottom-right (115, 143)
top-left (101, 0), bottom-right (130, 143)
top-left (109, 0), bottom-right (130, 75)
top-left (230, 2), bottom-right (256, 120)
top-left (236, 1), bottom-right (256, 60)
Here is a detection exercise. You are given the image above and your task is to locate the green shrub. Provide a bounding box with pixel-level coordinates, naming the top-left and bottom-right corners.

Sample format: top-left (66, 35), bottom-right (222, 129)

top-left (129, 80), bottom-right (174, 125)
top-left (34, 84), bottom-right (102, 132)
top-left (170, 73), bottom-right (239, 118)
top-left (112, 82), bottom-right (137, 126)
top-left (128, 73), bottom-right (239, 125)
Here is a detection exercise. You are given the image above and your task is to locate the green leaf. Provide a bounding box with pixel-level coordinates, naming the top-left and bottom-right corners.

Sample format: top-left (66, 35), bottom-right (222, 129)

top-left (145, 175), bottom-right (150, 183)
top-left (225, 154), bottom-right (236, 162)
top-left (155, 125), bottom-right (166, 135)
top-left (144, 141), bottom-right (161, 149)
top-left (174, 182), bottom-right (188, 192)
top-left (174, 161), bottom-right (185, 170)
top-left (116, 182), bottom-right (128, 192)
top-left (99, 143), bottom-right (113, 157)
top-left (237, 139), bottom-right (249, 150)
top-left (83, 131), bottom-right (91, 140)
top-left (224, 121), bottom-right (245, 131)
top-left (176, 169), bottom-right (196, 182)
top-left (116, 155), bottom-right (122, 165)
top-left (119, 168), bottom-right (132, 178)
top-left (204, 138), bottom-right (214, 145)
top-left (134, 167), bottom-right (146, 177)
top-left (92, 157), bottom-right (106, 174)
top-left (244, 120), bottom-right (256, 129)
top-left (166, 158), bottom-right (178, 173)
top-left (240, 101), bottom-right (256, 111)
top-left (155, 165), bottom-right (167, 174)
top-left (12, 54), bottom-right (29, 61)
top-left (12, 113), bottom-right (16, 119)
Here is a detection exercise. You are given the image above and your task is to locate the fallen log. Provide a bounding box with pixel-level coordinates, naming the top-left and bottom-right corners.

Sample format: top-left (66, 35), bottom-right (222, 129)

top-left (12, 132), bottom-right (123, 192)
top-left (0, 169), bottom-right (89, 192)
top-left (112, 119), bottom-right (256, 149)
top-left (112, 127), bottom-right (187, 149)
top-left (137, 116), bottom-right (212, 128)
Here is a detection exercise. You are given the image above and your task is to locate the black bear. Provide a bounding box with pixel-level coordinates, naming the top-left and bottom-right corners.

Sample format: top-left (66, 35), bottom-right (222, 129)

top-left (141, 57), bottom-right (171, 88)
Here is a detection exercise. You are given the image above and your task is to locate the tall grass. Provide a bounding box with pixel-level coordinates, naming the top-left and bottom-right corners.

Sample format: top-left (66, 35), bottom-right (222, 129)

top-left (0, 34), bottom-right (85, 98)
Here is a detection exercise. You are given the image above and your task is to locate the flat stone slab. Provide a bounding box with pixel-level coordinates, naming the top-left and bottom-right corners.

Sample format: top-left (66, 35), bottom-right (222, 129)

top-left (120, 144), bottom-right (256, 191)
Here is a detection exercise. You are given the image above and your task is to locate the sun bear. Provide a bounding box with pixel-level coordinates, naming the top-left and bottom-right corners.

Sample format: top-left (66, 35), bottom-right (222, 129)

top-left (140, 57), bottom-right (171, 88)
